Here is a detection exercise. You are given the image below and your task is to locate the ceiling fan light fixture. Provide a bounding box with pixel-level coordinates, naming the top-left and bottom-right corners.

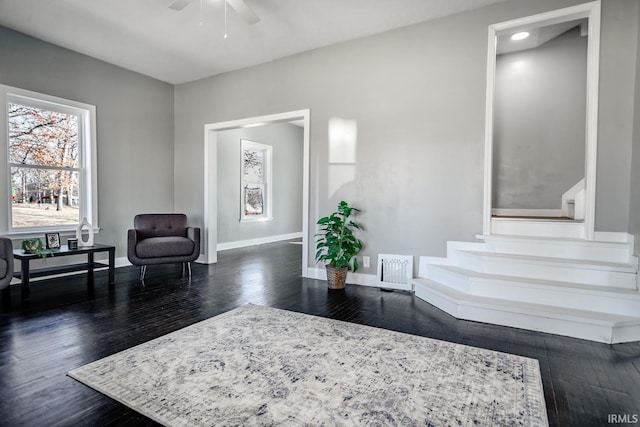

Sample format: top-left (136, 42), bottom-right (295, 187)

top-left (168, 0), bottom-right (258, 39)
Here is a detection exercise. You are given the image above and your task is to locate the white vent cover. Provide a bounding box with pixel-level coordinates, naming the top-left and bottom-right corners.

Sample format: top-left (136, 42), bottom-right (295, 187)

top-left (377, 254), bottom-right (413, 291)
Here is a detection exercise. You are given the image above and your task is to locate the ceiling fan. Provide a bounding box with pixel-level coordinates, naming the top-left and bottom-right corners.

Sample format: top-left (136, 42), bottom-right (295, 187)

top-left (168, 0), bottom-right (260, 25)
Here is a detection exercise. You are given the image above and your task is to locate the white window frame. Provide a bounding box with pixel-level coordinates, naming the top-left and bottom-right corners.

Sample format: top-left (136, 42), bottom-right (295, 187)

top-left (240, 139), bottom-right (272, 222)
top-left (2, 85), bottom-right (98, 235)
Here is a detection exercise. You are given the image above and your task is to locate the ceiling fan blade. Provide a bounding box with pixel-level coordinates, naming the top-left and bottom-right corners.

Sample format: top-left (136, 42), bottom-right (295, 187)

top-left (226, 0), bottom-right (260, 24)
top-left (168, 0), bottom-right (192, 11)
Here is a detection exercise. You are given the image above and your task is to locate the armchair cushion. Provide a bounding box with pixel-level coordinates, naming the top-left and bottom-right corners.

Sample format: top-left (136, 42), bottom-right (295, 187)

top-left (135, 214), bottom-right (188, 239)
top-left (0, 258), bottom-right (6, 278)
top-left (136, 236), bottom-right (195, 259)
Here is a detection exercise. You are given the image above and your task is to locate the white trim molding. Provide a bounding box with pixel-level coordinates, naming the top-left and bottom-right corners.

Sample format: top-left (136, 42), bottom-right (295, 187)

top-left (561, 179), bottom-right (585, 219)
top-left (483, 1), bottom-right (601, 240)
top-left (307, 267), bottom-right (378, 288)
top-left (240, 139), bottom-right (273, 222)
top-left (217, 232), bottom-right (302, 251)
top-left (204, 110), bottom-right (311, 278)
top-left (1, 84), bottom-right (99, 235)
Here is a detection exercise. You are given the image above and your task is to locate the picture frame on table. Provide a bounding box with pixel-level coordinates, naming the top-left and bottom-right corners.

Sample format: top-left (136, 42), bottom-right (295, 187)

top-left (45, 232), bottom-right (61, 249)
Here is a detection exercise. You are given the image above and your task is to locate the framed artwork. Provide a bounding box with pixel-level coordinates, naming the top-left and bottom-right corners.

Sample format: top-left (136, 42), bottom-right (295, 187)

top-left (45, 232), bottom-right (61, 249)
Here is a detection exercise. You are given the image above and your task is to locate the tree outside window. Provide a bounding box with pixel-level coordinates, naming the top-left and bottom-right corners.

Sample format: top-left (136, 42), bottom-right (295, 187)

top-left (7, 95), bottom-right (89, 230)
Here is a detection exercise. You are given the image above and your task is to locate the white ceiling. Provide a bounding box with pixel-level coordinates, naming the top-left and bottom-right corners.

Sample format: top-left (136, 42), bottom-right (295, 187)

top-left (0, 0), bottom-right (510, 85)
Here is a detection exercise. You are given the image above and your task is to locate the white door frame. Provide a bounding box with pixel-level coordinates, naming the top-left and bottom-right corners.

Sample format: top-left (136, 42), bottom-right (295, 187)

top-left (203, 109), bottom-right (310, 274)
top-left (482, 1), bottom-right (601, 239)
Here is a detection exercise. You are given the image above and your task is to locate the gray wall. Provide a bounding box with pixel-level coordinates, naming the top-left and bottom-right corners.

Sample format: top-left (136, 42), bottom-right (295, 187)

top-left (597, 0), bottom-right (639, 232)
top-left (0, 26), bottom-right (175, 258)
top-left (174, 0), bottom-right (640, 275)
top-left (630, 3), bottom-right (640, 257)
top-left (3, 1), bottom-right (637, 270)
top-left (217, 123), bottom-right (303, 244)
top-left (493, 28), bottom-right (587, 210)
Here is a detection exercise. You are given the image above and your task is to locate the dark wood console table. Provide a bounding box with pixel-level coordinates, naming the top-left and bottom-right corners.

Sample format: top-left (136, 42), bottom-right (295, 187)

top-left (13, 243), bottom-right (115, 301)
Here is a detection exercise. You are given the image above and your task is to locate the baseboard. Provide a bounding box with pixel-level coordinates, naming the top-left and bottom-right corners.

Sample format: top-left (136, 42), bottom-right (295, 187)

top-left (9, 255), bottom-right (131, 285)
top-left (8, 255), bottom-right (201, 285)
top-left (491, 208), bottom-right (562, 217)
top-left (306, 267), bottom-right (377, 287)
top-left (115, 256), bottom-right (131, 268)
top-left (217, 232), bottom-right (303, 251)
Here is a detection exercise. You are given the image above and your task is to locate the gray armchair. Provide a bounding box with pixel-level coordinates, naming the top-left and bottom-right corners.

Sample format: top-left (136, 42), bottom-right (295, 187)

top-left (127, 214), bottom-right (200, 280)
top-left (0, 237), bottom-right (14, 291)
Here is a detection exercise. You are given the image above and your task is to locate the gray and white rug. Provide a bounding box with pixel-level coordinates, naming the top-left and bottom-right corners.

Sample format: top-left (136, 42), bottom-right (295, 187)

top-left (68, 304), bottom-right (548, 426)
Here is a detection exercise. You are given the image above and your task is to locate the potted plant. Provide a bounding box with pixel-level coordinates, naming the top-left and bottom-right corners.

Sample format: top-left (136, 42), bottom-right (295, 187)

top-left (21, 238), bottom-right (55, 258)
top-left (315, 201), bottom-right (363, 289)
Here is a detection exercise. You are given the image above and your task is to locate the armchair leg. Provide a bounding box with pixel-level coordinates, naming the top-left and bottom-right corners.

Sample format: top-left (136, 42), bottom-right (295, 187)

top-left (182, 262), bottom-right (192, 278)
top-left (140, 265), bottom-right (147, 280)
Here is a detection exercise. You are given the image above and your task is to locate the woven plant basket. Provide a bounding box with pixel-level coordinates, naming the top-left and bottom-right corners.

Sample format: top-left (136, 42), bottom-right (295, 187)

top-left (326, 265), bottom-right (348, 290)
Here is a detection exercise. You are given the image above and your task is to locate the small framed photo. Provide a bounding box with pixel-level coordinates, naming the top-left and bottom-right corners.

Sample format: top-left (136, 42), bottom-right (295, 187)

top-left (45, 232), bottom-right (61, 249)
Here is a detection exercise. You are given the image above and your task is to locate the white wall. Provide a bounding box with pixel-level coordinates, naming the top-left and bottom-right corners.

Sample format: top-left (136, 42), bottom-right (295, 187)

top-left (493, 27), bottom-right (587, 210)
top-left (217, 123), bottom-right (303, 244)
top-left (174, 0), bottom-right (640, 276)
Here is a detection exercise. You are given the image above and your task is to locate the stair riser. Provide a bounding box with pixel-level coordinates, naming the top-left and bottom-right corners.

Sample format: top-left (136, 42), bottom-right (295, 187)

top-left (485, 240), bottom-right (632, 264)
top-left (413, 281), bottom-right (640, 344)
top-left (471, 280), bottom-right (640, 317)
top-left (426, 266), bottom-right (640, 317)
top-left (418, 256), bottom-right (450, 278)
top-left (460, 305), bottom-right (622, 344)
top-left (453, 252), bottom-right (637, 289)
top-left (414, 282), bottom-right (461, 318)
top-left (491, 219), bottom-right (585, 239)
top-left (426, 265), bottom-right (473, 293)
top-left (446, 241), bottom-right (487, 257)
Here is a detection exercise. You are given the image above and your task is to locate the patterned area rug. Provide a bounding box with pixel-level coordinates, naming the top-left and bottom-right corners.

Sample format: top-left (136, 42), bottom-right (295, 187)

top-left (68, 304), bottom-right (548, 426)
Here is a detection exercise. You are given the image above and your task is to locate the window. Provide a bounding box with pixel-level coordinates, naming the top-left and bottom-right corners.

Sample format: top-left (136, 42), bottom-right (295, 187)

top-left (240, 139), bottom-right (272, 221)
top-left (4, 87), bottom-right (97, 233)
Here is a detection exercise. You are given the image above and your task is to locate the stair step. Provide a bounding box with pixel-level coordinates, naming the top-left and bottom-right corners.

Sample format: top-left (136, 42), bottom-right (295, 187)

top-left (413, 278), bottom-right (640, 344)
top-left (477, 234), bottom-right (637, 264)
top-left (426, 265), bottom-right (640, 317)
top-left (455, 249), bottom-right (637, 289)
top-left (460, 250), bottom-right (636, 272)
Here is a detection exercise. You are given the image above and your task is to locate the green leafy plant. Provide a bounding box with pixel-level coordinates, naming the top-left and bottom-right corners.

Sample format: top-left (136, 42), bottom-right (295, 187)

top-left (315, 201), bottom-right (363, 271)
top-left (21, 238), bottom-right (55, 258)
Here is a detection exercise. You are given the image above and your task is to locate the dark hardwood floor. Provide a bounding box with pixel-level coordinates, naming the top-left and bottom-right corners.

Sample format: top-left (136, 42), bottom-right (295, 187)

top-left (1, 240), bottom-right (638, 426)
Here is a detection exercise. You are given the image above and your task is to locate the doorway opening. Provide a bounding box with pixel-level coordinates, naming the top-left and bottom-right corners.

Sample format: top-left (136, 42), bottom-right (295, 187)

top-left (203, 110), bottom-right (310, 275)
top-left (483, 2), bottom-right (601, 239)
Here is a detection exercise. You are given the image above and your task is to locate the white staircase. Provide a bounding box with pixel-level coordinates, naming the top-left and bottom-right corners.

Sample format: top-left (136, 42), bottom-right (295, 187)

top-left (413, 234), bottom-right (640, 343)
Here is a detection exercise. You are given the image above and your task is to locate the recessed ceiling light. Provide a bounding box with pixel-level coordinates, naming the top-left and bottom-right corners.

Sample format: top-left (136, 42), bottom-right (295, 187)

top-left (511, 32), bottom-right (530, 41)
